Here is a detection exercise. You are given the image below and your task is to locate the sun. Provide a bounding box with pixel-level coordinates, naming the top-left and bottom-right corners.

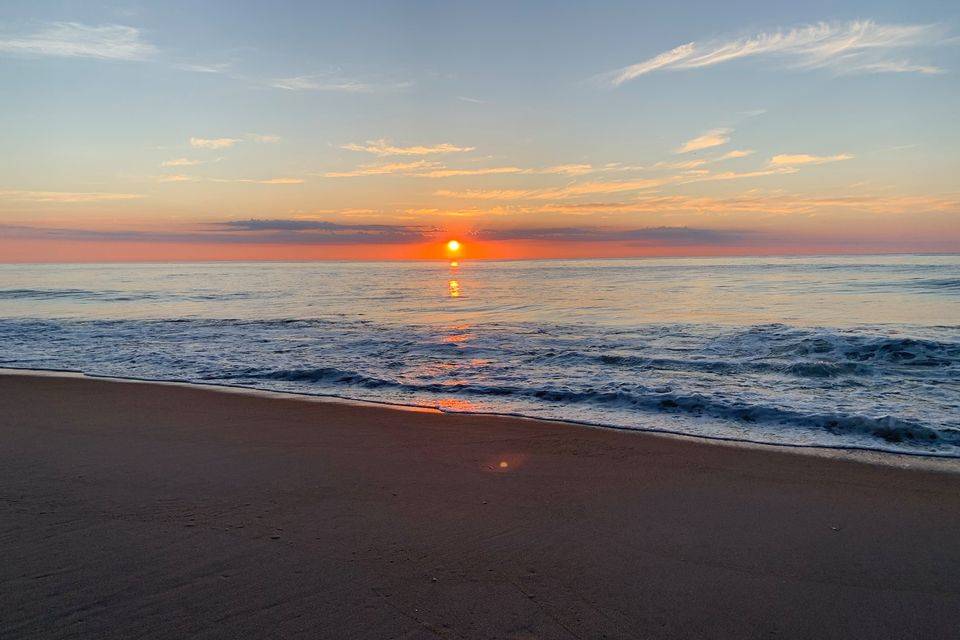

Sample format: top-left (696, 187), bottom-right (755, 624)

top-left (446, 239), bottom-right (461, 253)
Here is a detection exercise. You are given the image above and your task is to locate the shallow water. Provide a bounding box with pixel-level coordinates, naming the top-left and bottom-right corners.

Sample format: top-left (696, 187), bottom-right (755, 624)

top-left (1, 255), bottom-right (958, 455)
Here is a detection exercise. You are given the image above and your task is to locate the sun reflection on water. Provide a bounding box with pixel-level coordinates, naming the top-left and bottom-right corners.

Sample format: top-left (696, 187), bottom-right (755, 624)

top-left (437, 397), bottom-right (479, 412)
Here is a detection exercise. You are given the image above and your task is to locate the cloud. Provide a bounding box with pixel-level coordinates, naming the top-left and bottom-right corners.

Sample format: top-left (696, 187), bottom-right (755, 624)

top-left (246, 133), bottom-right (281, 143)
top-left (185, 134), bottom-right (276, 151)
top-left (0, 189), bottom-right (143, 202)
top-left (654, 159), bottom-right (708, 170)
top-left (0, 22), bottom-right (156, 61)
top-left (538, 164), bottom-right (596, 176)
top-left (436, 177), bottom-right (670, 201)
top-left (716, 149), bottom-right (754, 161)
top-left (323, 160), bottom-right (441, 178)
top-left (190, 137), bottom-right (241, 149)
top-left (270, 75), bottom-right (412, 92)
top-left (252, 178), bottom-right (302, 184)
top-left (416, 166), bottom-right (524, 178)
top-left (208, 177), bottom-right (304, 185)
top-left (769, 153), bottom-right (854, 166)
top-left (341, 139), bottom-right (475, 156)
top-left (842, 61), bottom-right (945, 75)
top-left (475, 225), bottom-right (751, 245)
top-left (658, 150), bottom-right (753, 169)
top-left (603, 20), bottom-right (947, 84)
top-left (532, 192), bottom-right (960, 216)
top-left (174, 62), bottom-right (232, 74)
top-left (158, 176), bottom-right (302, 184)
top-left (161, 158), bottom-right (202, 167)
top-left (0, 219), bottom-right (435, 245)
top-left (606, 42), bottom-right (696, 85)
top-left (218, 219), bottom-right (431, 236)
top-left (457, 96), bottom-right (486, 104)
top-left (682, 167), bottom-right (798, 183)
top-left (324, 160), bottom-right (601, 179)
top-left (675, 128), bottom-right (731, 153)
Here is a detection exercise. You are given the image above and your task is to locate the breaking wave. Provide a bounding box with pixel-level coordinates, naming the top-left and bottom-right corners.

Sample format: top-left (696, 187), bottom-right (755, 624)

top-left (208, 363), bottom-right (958, 447)
top-left (2, 256), bottom-right (958, 456)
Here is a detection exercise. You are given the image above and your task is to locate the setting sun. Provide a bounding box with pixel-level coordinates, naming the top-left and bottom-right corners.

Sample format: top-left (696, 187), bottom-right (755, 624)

top-left (446, 240), bottom-right (461, 254)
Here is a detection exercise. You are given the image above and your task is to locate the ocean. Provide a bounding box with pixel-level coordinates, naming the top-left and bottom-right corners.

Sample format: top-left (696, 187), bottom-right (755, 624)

top-left (1, 255), bottom-right (958, 456)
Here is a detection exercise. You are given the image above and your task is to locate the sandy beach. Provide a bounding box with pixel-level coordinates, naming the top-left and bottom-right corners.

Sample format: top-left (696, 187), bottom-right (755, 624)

top-left (2, 371), bottom-right (959, 639)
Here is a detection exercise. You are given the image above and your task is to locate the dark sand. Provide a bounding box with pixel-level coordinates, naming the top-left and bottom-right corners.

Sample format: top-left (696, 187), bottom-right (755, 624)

top-left (2, 371), bottom-right (960, 639)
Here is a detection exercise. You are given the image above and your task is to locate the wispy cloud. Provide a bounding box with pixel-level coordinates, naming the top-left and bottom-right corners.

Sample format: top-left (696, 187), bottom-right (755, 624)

top-left (341, 139), bottom-right (476, 156)
top-left (476, 225), bottom-right (751, 245)
top-left (434, 161), bottom-right (803, 201)
top-left (217, 219), bottom-right (433, 243)
top-left (606, 42), bottom-right (696, 84)
top-left (0, 22), bottom-right (156, 61)
top-left (532, 192), bottom-right (960, 216)
top-left (161, 158), bottom-right (203, 167)
top-left (840, 60), bottom-right (944, 75)
top-left (675, 128), bottom-right (732, 153)
top-left (416, 166), bottom-right (524, 178)
top-left (323, 160), bottom-right (441, 178)
top-left (769, 153), bottom-right (854, 166)
top-left (0, 220), bottom-right (435, 245)
top-left (246, 133), bottom-right (281, 143)
top-left (173, 62), bottom-right (232, 74)
top-left (603, 20), bottom-right (948, 85)
top-left (717, 149), bottom-right (754, 161)
top-left (208, 177), bottom-right (304, 185)
top-left (655, 149), bottom-right (753, 169)
top-left (186, 134), bottom-right (278, 151)
top-left (190, 137), bottom-right (241, 150)
top-left (0, 189), bottom-right (143, 202)
top-left (654, 159), bottom-right (708, 170)
top-left (436, 177), bottom-right (671, 201)
top-left (324, 161), bottom-right (600, 179)
top-left (682, 167), bottom-right (798, 183)
top-left (270, 75), bottom-right (411, 92)
top-left (157, 175), bottom-right (302, 185)
top-left (539, 164), bottom-right (597, 176)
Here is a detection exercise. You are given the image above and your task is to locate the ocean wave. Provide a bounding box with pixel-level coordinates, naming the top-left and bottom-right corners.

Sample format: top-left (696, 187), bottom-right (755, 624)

top-left (207, 365), bottom-right (957, 447)
top-left (714, 325), bottom-right (960, 368)
top-left (2, 314), bottom-right (957, 454)
top-left (0, 288), bottom-right (120, 300)
top-left (0, 288), bottom-right (254, 302)
top-left (910, 277), bottom-right (960, 292)
top-left (855, 277), bottom-right (960, 294)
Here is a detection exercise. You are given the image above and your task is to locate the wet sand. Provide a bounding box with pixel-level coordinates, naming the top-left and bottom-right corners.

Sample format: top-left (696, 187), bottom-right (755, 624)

top-left (2, 371), bottom-right (960, 639)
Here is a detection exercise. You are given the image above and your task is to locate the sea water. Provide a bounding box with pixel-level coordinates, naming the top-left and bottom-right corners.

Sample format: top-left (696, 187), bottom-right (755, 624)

top-left (1, 255), bottom-right (958, 456)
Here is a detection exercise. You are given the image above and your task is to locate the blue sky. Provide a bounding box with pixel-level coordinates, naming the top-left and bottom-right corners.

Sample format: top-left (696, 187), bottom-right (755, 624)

top-left (1, 1), bottom-right (958, 259)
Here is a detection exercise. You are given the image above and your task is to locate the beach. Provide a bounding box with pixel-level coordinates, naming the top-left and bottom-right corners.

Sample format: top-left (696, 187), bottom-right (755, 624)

top-left (2, 371), bottom-right (959, 638)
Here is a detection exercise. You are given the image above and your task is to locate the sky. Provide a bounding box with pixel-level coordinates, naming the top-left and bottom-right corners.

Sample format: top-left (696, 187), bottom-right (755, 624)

top-left (1, 0), bottom-right (958, 261)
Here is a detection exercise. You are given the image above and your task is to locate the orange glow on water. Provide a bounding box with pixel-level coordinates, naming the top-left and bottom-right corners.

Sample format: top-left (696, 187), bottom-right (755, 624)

top-left (448, 279), bottom-right (460, 297)
top-left (437, 398), bottom-right (479, 412)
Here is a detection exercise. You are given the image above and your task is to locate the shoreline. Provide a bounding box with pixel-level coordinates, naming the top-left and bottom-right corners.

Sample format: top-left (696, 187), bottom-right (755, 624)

top-left (3, 367), bottom-right (958, 471)
top-left (3, 370), bottom-right (960, 638)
